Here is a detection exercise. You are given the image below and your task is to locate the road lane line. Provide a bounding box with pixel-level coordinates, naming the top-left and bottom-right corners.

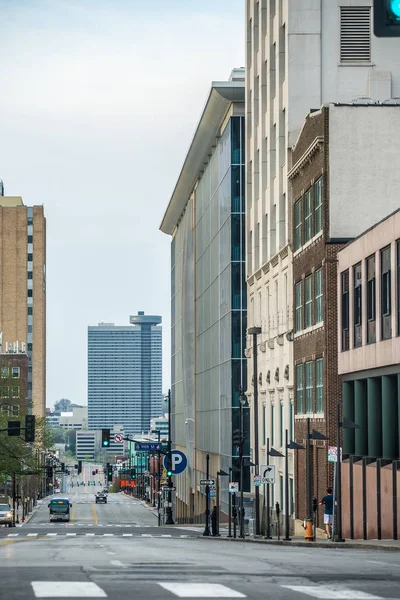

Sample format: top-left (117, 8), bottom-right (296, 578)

top-left (70, 502), bottom-right (76, 524)
top-left (91, 503), bottom-right (98, 525)
top-left (66, 533), bottom-right (76, 536)
top-left (27, 533), bottom-right (38, 537)
top-left (31, 581), bottom-right (107, 598)
top-left (281, 587), bottom-right (382, 599)
top-left (122, 533), bottom-right (133, 537)
top-left (157, 583), bottom-right (246, 598)
top-left (7, 534), bottom-right (19, 537)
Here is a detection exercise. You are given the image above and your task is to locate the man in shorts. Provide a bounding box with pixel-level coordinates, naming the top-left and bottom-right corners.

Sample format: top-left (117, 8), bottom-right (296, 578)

top-left (320, 487), bottom-right (334, 539)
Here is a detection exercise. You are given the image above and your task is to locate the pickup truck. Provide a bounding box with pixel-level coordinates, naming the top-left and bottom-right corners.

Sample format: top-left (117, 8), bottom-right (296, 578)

top-left (95, 492), bottom-right (107, 504)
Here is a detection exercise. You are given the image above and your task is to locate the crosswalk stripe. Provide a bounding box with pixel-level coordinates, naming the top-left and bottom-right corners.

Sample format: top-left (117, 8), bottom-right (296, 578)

top-left (46, 533), bottom-right (57, 537)
top-left (161, 534), bottom-right (172, 538)
top-left (282, 586), bottom-right (383, 599)
top-left (141, 534), bottom-right (152, 537)
top-left (158, 583), bottom-right (246, 598)
top-left (85, 533), bottom-right (95, 536)
top-left (31, 581), bottom-right (107, 598)
top-left (103, 534), bottom-right (113, 536)
top-left (66, 533), bottom-right (76, 536)
top-left (27, 533), bottom-right (38, 537)
top-left (7, 534), bottom-right (19, 537)
top-left (122, 534), bottom-right (133, 537)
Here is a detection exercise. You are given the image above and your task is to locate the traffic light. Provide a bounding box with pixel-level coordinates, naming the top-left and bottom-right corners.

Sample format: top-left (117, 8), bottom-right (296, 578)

top-left (78, 460), bottom-right (82, 474)
top-left (107, 463), bottom-right (113, 482)
top-left (374, 0), bottom-right (400, 36)
top-left (25, 415), bottom-right (35, 442)
top-left (130, 468), bottom-right (136, 480)
top-left (8, 421), bottom-right (20, 437)
top-left (166, 454), bottom-right (173, 478)
top-left (232, 428), bottom-right (242, 447)
top-left (101, 429), bottom-right (110, 447)
top-left (61, 463), bottom-right (65, 472)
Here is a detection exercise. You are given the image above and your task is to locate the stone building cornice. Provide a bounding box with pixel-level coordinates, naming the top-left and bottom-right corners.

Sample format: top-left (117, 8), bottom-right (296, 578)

top-left (288, 136), bottom-right (324, 181)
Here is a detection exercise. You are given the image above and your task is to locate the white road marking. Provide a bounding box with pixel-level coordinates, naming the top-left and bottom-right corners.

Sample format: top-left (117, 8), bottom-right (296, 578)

top-left (158, 583), bottom-right (246, 598)
top-left (31, 581), bottom-right (107, 597)
top-left (66, 533), bottom-right (77, 536)
top-left (7, 534), bottom-right (19, 537)
top-left (122, 533), bottom-right (133, 537)
top-left (282, 586), bottom-right (383, 599)
top-left (27, 533), bottom-right (38, 537)
top-left (107, 552), bottom-right (115, 555)
top-left (103, 534), bottom-right (113, 536)
top-left (366, 560), bottom-right (390, 566)
top-left (46, 533), bottom-right (57, 537)
top-left (141, 534), bottom-right (152, 537)
top-left (161, 534), bottom-right (172, 537)
top-left (85, 533), bottom-right (95, 537)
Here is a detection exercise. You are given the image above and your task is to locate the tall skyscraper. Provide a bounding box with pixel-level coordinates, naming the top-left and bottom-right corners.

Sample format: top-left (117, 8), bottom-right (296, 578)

top-left (87, 312), bottom-right (162, 435)
top-left (0, 196), bottom-right (46, 418)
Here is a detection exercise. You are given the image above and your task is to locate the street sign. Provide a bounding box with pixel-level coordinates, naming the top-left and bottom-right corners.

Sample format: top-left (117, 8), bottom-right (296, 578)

top-left (229, 482), bottom-right (239, 493)
top-left (114, 433), bottom-right (123, 443)
top-left (328, 446), bottom-right (342, 463)
top-left (261, 464), bottom-right (275, 484)
top-left (144, 471), bottom-right (150, 476)
top-left (161, 486), bottom-right (176, 492)
top-left (253, 474), bottom-right (262, 487)
top-left (163, 450), bottom-right (188, 474)
top-left (200, 479), bottom-right (215, 486)
top-left (135, 442), bottom-right (161, 451)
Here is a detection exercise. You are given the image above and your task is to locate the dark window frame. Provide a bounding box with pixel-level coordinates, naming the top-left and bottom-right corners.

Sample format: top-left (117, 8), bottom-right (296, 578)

top-left (367, 254), bottom-right (376, 344)
top-left (381, 246), bottom-right (392, 340)
top-left (341, 270), bottom-right (349, 351)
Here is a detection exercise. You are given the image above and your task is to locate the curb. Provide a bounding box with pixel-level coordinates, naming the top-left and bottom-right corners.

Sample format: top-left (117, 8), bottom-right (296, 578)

top-left (196, 535), bottom-right (400, 552)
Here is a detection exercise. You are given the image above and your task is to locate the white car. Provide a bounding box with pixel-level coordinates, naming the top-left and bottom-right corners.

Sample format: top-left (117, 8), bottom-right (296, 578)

top-left (0, 503), bottom-right (13, 527)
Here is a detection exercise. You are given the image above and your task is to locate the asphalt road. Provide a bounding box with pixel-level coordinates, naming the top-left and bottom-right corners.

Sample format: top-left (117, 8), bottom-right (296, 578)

top-left (0, 463), bottom-right (399, 599)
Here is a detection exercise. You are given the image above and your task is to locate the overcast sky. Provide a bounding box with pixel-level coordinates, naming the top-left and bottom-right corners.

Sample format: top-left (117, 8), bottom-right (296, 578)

top-left (0, 0), bottom-right (244, 408)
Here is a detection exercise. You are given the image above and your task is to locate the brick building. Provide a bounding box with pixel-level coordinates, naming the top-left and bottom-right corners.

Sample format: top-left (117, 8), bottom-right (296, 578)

top-left (0, 350), bottom-right (29, 417)
top-left (288, 102), bottom-right (400, 529)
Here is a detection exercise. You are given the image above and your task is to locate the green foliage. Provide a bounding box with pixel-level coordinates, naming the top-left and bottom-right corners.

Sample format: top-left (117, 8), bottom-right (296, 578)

top-left (54, 398), bottom-right (73, 413)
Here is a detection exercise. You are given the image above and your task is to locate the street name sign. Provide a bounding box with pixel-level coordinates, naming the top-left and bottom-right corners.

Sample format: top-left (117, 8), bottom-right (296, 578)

top-left (229, 482), bottom-right (239, 493)
top-left (200, 479), bottom-right (215, 486)
top-left (261, 465), bottom-right (275, 484)
top-left (161, 486), bottom-right (176, 492)
top-left (135, 442), bottom-right (161, 451)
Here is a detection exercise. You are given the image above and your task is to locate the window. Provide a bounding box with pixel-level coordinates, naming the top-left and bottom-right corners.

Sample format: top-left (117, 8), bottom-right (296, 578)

top-left (304, 189), bottom-right (312, 243)
top-left (1, 405), bottom-right (9, 415)
top-left (305, 276), bottom-right (312, 328)
top-left (27, 253), bottom-right (33, 261)
top-left (353, 263), bottom-right (362, 347)
top-left (280, 475), bottom-right (284, 509)
top-left (295, 281), bottom-right (303, 332)
top-left (289, 478), bottom-right (294, 516)
top-left (263, 405), bottom-right (266, 445)
top-left (398, 242), bottom-right (400, 336)
top-left (11, 405), bottom-right (19, 416)
top-left (381, 246), bottom-right (392, 340)
top-left (294, 200), bottom-right (302, 251)
top-left (1, 368), bottom-right (9, 379)
top-left (12, 386), bottom-right (20, 398)
top-left (341, 270), bottom-right (349, 351)
top-left (315, 268), bottom-right (323, 324)
top-left (305, 362), bottom-right (313, 413)
top-left (12, 367), bottom-right (20, 379)
top-left (28, 272), bottom-right (33, 280)
top-left (289, 402), bottom-right (293, 441)
top-left (279, 403), bottom-right (283, 447)
top-left (314, 178), bottom-right (322, 234)
top-left (28, 235), bottom-right (33, 243)
top-left (271, 404), bottom-right (275, 445)
top-left (296, 364), bottom-right (303, 414)
top-left (316, 358), bottom-right (324, 413)
top-left (340, 6), bottom-right (371, 63)
top-left (367, 255), bottom-right (376, 343)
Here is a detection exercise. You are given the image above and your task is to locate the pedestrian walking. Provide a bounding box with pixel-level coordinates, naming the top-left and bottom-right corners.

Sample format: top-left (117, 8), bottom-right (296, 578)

top-left (211, 506), bottom-right (218, 536)
top-left (320, 487), bottom-right (334, 539)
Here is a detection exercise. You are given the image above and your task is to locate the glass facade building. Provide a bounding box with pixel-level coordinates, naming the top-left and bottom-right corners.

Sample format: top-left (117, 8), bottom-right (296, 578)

top-left (87, 312), bottom-right (162, 435)
top-left (161, 70), bottom-right (247, 522)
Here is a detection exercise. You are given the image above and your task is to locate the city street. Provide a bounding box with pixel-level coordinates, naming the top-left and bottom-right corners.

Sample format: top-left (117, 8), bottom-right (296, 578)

top-left (0, 464), bottom-right (398, 599)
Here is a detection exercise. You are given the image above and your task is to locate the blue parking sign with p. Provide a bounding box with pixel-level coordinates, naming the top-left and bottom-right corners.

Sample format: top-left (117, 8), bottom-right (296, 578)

top-left (163, 450), bottom-right (187, 474)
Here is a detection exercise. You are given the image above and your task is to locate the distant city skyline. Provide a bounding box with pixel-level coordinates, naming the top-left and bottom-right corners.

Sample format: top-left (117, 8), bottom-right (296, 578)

top-left (0, 0), bottom-right (244, 406)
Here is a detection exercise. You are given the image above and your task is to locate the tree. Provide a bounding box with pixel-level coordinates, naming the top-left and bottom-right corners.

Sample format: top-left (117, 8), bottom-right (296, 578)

top-left (54, 398), bottom-right (73, 413)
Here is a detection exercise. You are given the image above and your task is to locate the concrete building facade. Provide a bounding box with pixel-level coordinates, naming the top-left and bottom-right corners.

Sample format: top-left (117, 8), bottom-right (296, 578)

top-left (246, 0), bottom-right (400, 526)
top-left (0, 197), bottom-right (46, 418)
top-left (160, 70), bottom-right (248, 522)
top-left (87, 313), bottom-right (162, 436)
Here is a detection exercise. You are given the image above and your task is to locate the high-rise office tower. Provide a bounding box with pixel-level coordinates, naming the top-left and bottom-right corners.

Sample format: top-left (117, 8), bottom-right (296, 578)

top-left (0, 196), bottom-right (46, 418)
top-left (246, 0), bottom-right (400, 530)
top-left (87, 312), bottom-right (162, 435)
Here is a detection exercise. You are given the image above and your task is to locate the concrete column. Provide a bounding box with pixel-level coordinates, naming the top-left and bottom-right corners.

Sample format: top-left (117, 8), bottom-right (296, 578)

top-left (343, 381), bottom-right (355, 455)
top-left (382, 375), bottom-right (398, 459)
top-left (367, 377), bottom-right (382, 458)
top-left (354, 379), bottom-right (368, 456)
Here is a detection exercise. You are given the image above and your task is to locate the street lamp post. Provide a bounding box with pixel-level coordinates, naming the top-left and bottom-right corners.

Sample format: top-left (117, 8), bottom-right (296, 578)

top-left (248, 326), bottom-right (262, 536)
top-left (151, 429), bottom-right (161, 526)
top-left (336, 403), bottom-right (360, 542)
top-left (238, 388), bottom-right (248, 539)
top-left (166, 389), bottom-right (174, 525)
top-left (203, 453), bottom-right (211, 536)
top-left (305, 419), bottom-right (327, 535)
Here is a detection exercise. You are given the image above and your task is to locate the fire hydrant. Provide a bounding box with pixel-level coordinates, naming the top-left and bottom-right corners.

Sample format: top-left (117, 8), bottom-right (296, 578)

top-left (304, 517), bottom-right (313, 542)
